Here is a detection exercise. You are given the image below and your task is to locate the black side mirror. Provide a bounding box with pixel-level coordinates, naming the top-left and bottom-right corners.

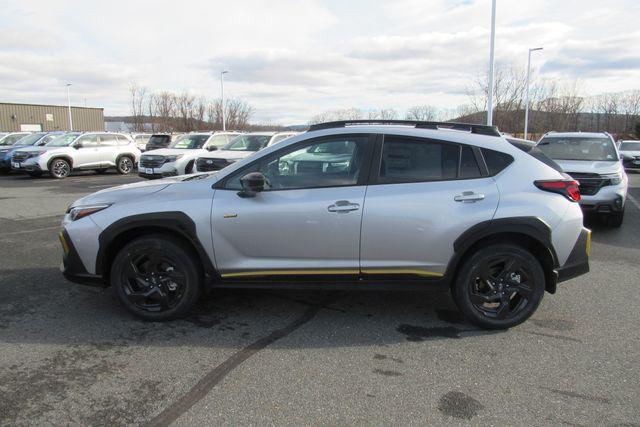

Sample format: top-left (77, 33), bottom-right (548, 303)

top-left (238, 172), bottom-right (266, 198)
top-left (207, 146), bottom-right (218, 152)
top-left (74, 142), bottom-right (82, 149)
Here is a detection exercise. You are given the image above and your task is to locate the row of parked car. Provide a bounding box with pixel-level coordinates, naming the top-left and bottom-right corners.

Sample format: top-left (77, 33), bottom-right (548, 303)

top-left (0, 130), bottom-right (298, 179)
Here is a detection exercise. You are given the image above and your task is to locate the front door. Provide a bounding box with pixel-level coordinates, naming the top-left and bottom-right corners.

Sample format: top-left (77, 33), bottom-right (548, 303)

top-left (211, 134), bottom-right (373, 279)
top-left (73, 134), bottom-right (101, 167)
top-left (360, 134), bottom-right (500, 278)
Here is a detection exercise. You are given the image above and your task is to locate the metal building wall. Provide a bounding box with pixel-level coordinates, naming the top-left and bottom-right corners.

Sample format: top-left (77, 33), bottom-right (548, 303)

top-left (0, 103), bottom-right (105, 132)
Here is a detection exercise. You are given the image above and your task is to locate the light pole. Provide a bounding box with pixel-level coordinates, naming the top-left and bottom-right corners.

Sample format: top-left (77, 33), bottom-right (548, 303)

top-left (66, 83), bottom-right (73, 131)
top-left (524, 47), bottom-right (543, 140)
top-left (486, 0), bottom-right (497, 126)
top-left (220, 70), bottom-right (228, 131)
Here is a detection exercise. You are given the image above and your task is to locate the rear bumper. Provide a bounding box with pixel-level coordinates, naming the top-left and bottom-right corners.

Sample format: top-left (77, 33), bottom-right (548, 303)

top-left (59, 230), bottom-right (105, 287)
top-left (555, 227), bottom-right (590, 284)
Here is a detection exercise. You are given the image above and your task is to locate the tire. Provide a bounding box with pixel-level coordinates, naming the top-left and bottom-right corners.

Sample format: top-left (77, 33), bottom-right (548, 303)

top-left (110, 235), bottom-right (202, 321)
top-left (0, 169), bottom-right (9, 175)
top-left (185, 160), bottom-right (195, 175)
top-left (95, 168), bottom-right (108, 174)
top-left (116, 156), bottom-right (134, 175)
top-left (452, 244), bottom-right (545, 330)
top-left (28, 171), bottom-right (43, 178)
top-left (49, 158), bottom-right (71, 179)
top-left (605, 208), bottom-right (624, 228)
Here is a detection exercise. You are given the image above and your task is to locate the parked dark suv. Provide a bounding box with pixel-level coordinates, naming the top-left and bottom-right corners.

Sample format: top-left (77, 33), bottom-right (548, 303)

top-left (145, 134), bottom-right (174, 151)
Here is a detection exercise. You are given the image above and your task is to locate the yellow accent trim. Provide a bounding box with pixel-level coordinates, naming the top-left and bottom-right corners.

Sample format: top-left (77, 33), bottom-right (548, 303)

top-left (58, 231), bottom-right (70, 255)
top-left (361, 268), bottom-right (444, 278)
top-left (221, 269), bottom-right (359, 278)
top-left (221, 268), bottom-right (444, 278)
top-left (586, 229), bottom-right (591, 257)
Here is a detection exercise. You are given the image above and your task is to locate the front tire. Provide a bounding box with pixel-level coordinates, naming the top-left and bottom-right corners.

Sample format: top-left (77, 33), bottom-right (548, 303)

top-left (49, 158), bottom-right (71, 179)
top-left (605, 208), bottom-right (624, 228)
top-left (110, 235), bottom-right (202, 321)
top-left (452, 244), bottom-right (545, 330)
top-left (117, 156), bottom-right (134, 174)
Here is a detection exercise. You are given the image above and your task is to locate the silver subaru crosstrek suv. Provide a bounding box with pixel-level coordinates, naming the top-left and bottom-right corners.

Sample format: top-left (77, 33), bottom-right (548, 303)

top-left (59, 121), bottom-right (590, 329)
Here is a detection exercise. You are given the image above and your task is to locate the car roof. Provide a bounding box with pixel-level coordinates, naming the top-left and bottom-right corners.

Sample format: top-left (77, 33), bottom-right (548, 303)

top-left (542, 132), bottom-right (611, 138)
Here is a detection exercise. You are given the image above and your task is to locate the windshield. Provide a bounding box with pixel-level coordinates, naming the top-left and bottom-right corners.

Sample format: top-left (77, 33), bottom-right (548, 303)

top-left (14, 133), bottom-right (46, 146)
top-left (148, 135), bottom-right (171, 145)
top-left (171, 134), bottom-right (210, 149)
top-left (0, 134), bottom-right (28, 146)
top-left (537, 136), bottom-right (618, 161)
top-left (224, 135), bottom-right (271, 152)
top-left (620, 142), bottom-right (640, 151)
top-left (46, 133), bottom-right (81, 147)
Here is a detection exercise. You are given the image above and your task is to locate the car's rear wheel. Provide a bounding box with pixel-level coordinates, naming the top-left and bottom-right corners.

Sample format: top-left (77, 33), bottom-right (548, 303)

top-left (49, 158), bottom-right (71, 179)
top-left (110, 235), bottom-right (202, 320)
top-left (117, 156), bottom-right (134, 174)
top-left (452, 244), bottom-right (545, 330)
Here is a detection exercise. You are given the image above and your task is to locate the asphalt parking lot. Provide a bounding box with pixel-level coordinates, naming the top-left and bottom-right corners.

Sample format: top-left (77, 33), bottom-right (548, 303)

top-left (1, 170), bottom-right (639, 425)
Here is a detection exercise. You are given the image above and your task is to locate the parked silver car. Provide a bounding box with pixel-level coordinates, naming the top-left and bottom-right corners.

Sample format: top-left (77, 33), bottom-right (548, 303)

top-left (537, 132), bottom-right (628, 227)
top-left (59, 121), bottom-right (589, 329)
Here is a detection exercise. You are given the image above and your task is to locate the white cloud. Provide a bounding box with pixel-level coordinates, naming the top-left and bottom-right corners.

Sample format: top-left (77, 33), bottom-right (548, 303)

top-left (0, 0), bottom-right (639, 124)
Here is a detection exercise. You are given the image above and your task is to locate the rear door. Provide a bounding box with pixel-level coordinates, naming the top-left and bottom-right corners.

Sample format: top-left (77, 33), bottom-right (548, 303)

top-left (360, 134), bottom-right (499, 278)
top-left (212, 134), bottom-right (374, 278)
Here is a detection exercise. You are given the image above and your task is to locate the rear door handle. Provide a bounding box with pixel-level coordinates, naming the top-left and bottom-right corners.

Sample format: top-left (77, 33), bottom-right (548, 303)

top-left (454, 192), bottom-right (485, 203)
top-left (328, 200), bottom-right (360, 213)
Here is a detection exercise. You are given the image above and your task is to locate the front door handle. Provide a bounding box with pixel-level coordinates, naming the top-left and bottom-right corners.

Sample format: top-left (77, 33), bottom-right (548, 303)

top-left (328, 200), bottom-right (360, 213)
top-left (454, 192), bottom-right (485, 203)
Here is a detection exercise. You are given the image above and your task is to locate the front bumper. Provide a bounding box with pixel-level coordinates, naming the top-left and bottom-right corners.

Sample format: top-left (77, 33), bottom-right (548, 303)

top-left (59, 229), bottom-right (105, 287)
top-left (555, 228), bottom-right (590, 284)
top-left (138, 162), bottom-right (179, 179)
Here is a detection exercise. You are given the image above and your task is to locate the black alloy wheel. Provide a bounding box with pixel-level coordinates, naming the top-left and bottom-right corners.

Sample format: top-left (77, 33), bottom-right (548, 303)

top-left (111, 235), bottom-right (201, 320)
top-left (453, 244), bottom-right (545, 329)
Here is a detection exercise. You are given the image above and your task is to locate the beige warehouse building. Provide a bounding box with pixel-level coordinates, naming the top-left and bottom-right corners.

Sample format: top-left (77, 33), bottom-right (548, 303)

top-left (0, 102), bottom-right (104, 132)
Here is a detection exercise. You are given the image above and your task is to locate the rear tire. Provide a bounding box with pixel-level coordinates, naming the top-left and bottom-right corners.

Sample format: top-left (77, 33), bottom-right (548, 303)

top-left (110, 235), bottom-right (202, 321)
top-left (452, 244), bottom-right (545, 330)
top-left (117, 156), bottom-right (134, 174)
top-left (49, 158), bottom-right (71, 179)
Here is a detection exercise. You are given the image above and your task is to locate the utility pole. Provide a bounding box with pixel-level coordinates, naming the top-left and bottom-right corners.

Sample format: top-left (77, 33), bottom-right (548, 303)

top-left (66, 83), bottom-right (74, 131)
top-left (221, 71), bottom-right (228, 131)
top-left (524, 47), bottom-right (543, 139)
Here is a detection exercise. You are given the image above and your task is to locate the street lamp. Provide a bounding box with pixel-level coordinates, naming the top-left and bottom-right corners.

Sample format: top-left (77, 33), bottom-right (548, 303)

top-left (66, 83), bottom-right (73, 131)
top-left (220, 71), bottom-right (229, 131)
top-left (524, 47), bottom-right (543, 140)
top-left (486, 0), bottom-right (497, 126)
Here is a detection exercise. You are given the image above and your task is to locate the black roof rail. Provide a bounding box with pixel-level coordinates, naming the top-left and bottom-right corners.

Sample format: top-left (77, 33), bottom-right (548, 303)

top-left (307, 120), bottom-right (501, 137)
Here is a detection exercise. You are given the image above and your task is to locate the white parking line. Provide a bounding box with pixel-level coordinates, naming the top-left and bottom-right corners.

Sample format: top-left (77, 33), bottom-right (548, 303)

top-left (628, 193), bottom-right (640, 210)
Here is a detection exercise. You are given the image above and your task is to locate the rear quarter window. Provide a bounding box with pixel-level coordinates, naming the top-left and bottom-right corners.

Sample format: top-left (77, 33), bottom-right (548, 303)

top-left (481, 149), bottom-right (514, 176)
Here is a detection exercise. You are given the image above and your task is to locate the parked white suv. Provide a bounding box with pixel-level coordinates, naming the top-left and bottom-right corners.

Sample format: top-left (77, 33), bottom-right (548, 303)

top-left (537, 132), bottom-right (628, 227)
top-left (139, 131), bottom-right (241, 178)
top-left (194, 132), bottom-right (298, 172)
top-left (618, 140), bottom-right (640, 170)
top-left (11, 132), bottom-right (141, 179)
top-left (59, 120), bottom-right (590, 329)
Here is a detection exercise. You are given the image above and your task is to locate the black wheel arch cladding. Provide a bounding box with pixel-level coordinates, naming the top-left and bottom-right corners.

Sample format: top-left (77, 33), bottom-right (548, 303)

top-left (96, 211), bottom-right (216, 284)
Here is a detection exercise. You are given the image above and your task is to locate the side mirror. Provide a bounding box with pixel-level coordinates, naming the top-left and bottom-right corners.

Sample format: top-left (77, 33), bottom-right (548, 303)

top-left (238, 172), bottom-right (266, 198)
top-left (207, 146), bottom-right (218, 152)
top-left (74, 142), bottom-right (83, 149)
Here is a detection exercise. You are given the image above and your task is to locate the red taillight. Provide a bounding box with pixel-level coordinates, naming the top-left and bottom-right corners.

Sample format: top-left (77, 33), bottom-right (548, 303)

top-left (534, 179), bottom-right (581, 202)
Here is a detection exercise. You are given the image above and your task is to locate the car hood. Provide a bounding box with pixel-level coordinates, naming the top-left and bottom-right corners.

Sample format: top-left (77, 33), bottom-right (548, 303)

top-left (142, 148), bottom-right (203, 157)
top-left (619, 150), bottom-right (640, 157)
top-left (554, 160), bottom-right (622, 175)
top-left (198, 150), bottom-right (254, 161)
top-left (69, 176), bottom-right (191, 207)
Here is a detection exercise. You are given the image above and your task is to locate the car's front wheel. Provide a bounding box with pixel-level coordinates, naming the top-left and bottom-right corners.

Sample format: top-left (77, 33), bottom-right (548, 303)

top-left (49, 158), bottom-right (71, 179)
top-left (110, 235), bottom-right (202, 320)
top-left (606, 208), bottom-right (624, 228)
top-left (116, 156), bottom-right (134, 174)
top-left (452, 244), bottom-right (545, 330)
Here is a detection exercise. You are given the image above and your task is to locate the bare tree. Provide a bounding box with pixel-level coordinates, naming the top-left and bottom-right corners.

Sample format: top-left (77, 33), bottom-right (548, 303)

top-left (405, 105), bottom-right (438, 121)
top-left (309, 108), bottom-right (364, 124)
top-left (129, 82), bottom-right (148, 132)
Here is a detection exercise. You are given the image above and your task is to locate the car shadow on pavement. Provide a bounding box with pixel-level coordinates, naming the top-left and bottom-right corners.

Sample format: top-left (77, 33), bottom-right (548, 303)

top-left (0, 267), bottom-right (501, 349)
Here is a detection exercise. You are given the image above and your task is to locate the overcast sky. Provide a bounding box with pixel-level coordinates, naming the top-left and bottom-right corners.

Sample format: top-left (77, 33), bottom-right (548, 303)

top-left (1, 0), bottom-right (639, 124)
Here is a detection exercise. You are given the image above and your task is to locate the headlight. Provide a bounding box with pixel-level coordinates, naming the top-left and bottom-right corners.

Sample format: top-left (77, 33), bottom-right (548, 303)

top-left (164, 154), bottom-right (184, 163)
top-left (67, 204), bottom-right (111, 221)
top-left (603, 173), bottom-right (623, 185)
